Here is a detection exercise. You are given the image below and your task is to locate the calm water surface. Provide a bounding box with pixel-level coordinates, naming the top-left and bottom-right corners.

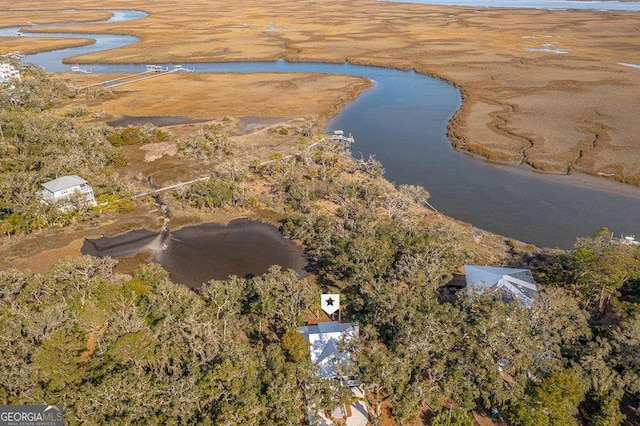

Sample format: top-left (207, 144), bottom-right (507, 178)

top-left (82, 220), bottom-right (306, 289)
top-left (3, 9), bottom-right (639, 248)
top-left (382, 0), bottom-right (640, 11)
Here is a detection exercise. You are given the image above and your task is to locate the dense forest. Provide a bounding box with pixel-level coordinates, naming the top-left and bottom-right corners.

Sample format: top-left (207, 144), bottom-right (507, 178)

top-left (0, 66), bottom-right (639, 425)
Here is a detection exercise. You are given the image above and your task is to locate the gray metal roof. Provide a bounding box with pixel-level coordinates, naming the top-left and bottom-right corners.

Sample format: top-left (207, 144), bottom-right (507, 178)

top-left (298, 321), bottom-right (359, 378)
top-left (299, 321), bottom-right (355, 338)
top-left (465, 264), bottom-right (538, 307)
top-left (42, 175), bottom-right (87, 192)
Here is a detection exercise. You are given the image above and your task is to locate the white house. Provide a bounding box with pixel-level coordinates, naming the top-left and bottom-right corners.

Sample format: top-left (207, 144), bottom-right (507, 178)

top-left (465, 265), bottom-right (539, 308)
top-left (41, 175), bottom-right (97, 207)
top-left (299, 321), bottom-right (368, 426)
top-left (299, 321), bottom-right (359, 380)
top-left (0, 63), bottom-right (20, 83)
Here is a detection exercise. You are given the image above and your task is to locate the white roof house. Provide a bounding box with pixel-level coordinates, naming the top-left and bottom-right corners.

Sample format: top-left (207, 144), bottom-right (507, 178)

top-left (300, 321), bottom-right (368, 426)
top-left (0, 63), bottom-right (20, 83)
top-left (465, 265), bottom-right (539, 308)
top-left (298, 321), bottom-right (359, 380)
top-left (41, 175), bottom-right (97, 207)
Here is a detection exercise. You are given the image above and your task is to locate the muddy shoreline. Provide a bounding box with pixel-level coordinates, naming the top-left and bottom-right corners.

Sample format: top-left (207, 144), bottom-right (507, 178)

top-left (82, 219), bottom-right (307, 289)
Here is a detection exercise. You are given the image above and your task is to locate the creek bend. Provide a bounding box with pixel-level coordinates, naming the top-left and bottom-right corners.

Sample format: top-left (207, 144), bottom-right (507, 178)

top-left (3, 9), bottom-right (640, 249)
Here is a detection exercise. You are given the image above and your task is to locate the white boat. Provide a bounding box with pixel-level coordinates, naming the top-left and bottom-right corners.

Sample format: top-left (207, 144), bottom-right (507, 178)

top-left (146, 64), bottom-right (168, 73)
top-left (622, 234), bottom-right (640, 245)
top-left (173, 64), bottom-right (195, 72)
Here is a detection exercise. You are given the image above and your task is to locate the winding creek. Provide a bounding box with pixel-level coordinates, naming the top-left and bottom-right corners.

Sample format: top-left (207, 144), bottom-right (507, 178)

top-left (2, 8), bottom-right (640, 249)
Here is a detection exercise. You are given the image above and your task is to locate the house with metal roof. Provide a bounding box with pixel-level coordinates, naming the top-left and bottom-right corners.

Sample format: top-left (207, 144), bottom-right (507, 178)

top-left (41, 175), bottom-right (97, 207)
top-left (298, 321), bottom-right (359, 380)
top-left (465, 265), bottom-right (539, 308)
top-left (299, 321), bottom-right (368, 426)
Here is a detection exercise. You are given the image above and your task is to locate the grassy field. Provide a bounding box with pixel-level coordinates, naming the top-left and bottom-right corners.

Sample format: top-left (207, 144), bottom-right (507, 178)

top-left (63, 72), bottom-right (369, 121)
top-left (1, 0), bottom-right (639, 183)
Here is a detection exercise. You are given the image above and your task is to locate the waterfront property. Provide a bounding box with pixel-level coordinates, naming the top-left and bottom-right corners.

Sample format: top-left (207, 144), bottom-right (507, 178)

top-left (41, 175), bottom-right (97, 208)
top-left (7, 11), bottom-right (640, 247)
top-left (465, 265), bottom-right (539, 308)
top-left (299, 321), bottom-right (368, 426)
top-left (299, 321), bottom-right (359, 380)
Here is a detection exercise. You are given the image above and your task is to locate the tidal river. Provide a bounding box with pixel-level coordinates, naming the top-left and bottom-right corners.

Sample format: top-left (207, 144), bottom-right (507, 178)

top-left (383, 0), bottom-right (640, 11)
top-left (2, 9), bottom-right (639, 248)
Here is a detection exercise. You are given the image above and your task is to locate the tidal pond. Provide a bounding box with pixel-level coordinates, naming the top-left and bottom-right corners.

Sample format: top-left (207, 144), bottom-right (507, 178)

top-left (82, 219), bottom-right (306, 289)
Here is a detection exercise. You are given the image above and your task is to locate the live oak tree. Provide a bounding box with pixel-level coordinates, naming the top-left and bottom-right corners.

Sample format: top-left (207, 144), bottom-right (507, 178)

top-left (509, 369), bottom-right (585, 426)
top-left (246, 266), bottom-right (318, 336)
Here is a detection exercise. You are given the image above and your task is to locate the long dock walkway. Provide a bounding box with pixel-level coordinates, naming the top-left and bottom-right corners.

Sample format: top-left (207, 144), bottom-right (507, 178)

top-left (79, 65), bottom-right (194, 90)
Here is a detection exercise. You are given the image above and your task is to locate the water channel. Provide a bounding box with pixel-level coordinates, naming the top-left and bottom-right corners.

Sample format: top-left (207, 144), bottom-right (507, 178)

top-left (383, 0), bottom-right (640, 11)
top-left (2, 8), bottom-right (639, 248)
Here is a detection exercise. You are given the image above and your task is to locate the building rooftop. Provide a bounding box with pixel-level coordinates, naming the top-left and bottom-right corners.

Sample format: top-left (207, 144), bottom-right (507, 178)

top-left (465, 264), bottom-right (538, 307)
top-left (299, 321), bottom-right (358, 378)
top-left (42, 175), bottom-right (88, 193)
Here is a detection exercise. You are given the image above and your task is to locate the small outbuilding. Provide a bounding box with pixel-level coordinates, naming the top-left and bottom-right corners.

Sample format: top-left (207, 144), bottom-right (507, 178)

top-left (465, 264), bottom-right (538, 308)
top-left (41, 175), bottom-right (97, 207)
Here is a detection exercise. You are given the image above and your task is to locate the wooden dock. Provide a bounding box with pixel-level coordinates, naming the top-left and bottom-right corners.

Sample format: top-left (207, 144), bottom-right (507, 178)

top-left (79, 65), bottom-right (194, 90)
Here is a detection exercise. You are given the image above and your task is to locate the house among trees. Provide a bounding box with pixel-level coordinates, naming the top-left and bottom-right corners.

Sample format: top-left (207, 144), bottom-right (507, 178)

top-left (41, 175), bottom-right (97, 208)
top-left (0, 62), bottom-right (20, 83)
top-left (465, 265), bottom-right (539, 308)
top-left (299, 321), bottom-right (359, 380)
top-left (299, 321), bottom-right (368, 426)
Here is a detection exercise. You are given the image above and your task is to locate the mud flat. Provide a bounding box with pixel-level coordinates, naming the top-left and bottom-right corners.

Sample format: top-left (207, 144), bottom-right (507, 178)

top-left (82, 219), bottom-right (306, 289)
top-left (81, 229), bottom-right (159, 259)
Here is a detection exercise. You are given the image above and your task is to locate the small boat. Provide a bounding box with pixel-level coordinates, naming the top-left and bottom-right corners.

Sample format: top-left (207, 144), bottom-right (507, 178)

top-left (173, 64), bottom-right (195, 72)
top-left (622, 234), bottom-right (640, 245)
top-left (146, 64), bottom-right (168, 73)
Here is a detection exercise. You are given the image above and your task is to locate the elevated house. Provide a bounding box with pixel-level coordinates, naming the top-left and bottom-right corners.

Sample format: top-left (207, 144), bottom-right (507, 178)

top-left (299, 321), bottom-right (368, 426)
top-left (0, 62), bottom-right (20, 83)
top-left (465, 265), bottom-right (539, 308)
top-left (41, 175), bottom-right (97, 208)
top-left (299, 321), bottom-right (359, 381)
